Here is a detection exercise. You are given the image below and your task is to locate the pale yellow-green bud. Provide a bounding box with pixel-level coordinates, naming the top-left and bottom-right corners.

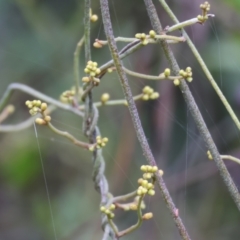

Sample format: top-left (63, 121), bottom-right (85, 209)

top-left (142, 212), bottom-right (153, 220)
top-left (142, 39), bottom-right (148, 45)
top-left (147, 183), bottom-right (153, 189)
top-left (41, 103), bottom-right (48, 111)
top-left (173, 79), bottom-right (180, 86)
top-left (179, 70), bottom-right (185, 76)
top-left (102, 137), bottom-right (109, 143)
top-left (82, 77), bottom-right (90, 83)
top-left (142, 94), bottom-right (149, 101)
top-left (142, 86), bottom-right (151, 94)
top-left (140, 165), bottom-right (147, 172)
top-left (25, 100), bottom-right (31, 106)
top-left (164, 68), bottom-right (171, 77)
top-left (109, 213), bottom-right (115, 219)
top-left (109, 204), bottom-right (115, 210)
top-left (149, 30), bottom-right (156, 38)
top-left (95, 68), bottom-right (101, 74)
top-left (150, 92), bottom-right (159, 99)
top-left (135, 33), bottom-right (142, 39)
top-left (138, 178), bottom-right (144, 185)
top-left (130, 204), bottom-right (137, 210)
top-left (152, 166), bottom-right (158, 172)
top-left (148, 189), bottom-right (155, 196)
top-left (100, 206), bottom-right (106, 212)
top-left (107, 68), bottom-right (113, 73)
top-left (93, 41), bottom-right (102, 48)
top-left (101, 93), bottom-right (110, 103)
top-left (6, 105), bottom-right (15, 114)
top-left (35, 118), bottom-right (46, 125)
top-left (90, 14), bottom-right (98, 22)
top-left (89, 145), bottom-right (95, 151)
top-left (44, 116), bottom-right (51, 122)
top-left (158, 169), bottom-right (164, 176)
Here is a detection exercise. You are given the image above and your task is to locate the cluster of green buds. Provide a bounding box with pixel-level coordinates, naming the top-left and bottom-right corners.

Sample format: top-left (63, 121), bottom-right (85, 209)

top-left (198, 2), bottom-right (210, 23)
top-left (89, 136), bottom-right (109, 151)
top-left (179, 67), bottom-right (193, 82)
top-left (25, 100), bottom-right (51, 125)
top-left (100, 204), bottom-right (115, 219)
top-left (207, 150), bottom-right (213, 160)
top-left (82, 61), bottom-right (101, 84)
top-left (60, 89), bottom-right (75, 104)
top-left (142, 86), bottom-right (160, 101)
top-left (101, 93), bottom-right (110, 104)
top-left (137, 165), bottom-right (164, 196)
top-left (135, 30), bottom-right (157, 45)
top-left (135, 33), bottom-right (149, 45)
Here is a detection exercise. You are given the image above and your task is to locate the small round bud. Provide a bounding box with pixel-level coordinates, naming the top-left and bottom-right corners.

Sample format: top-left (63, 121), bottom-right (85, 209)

top-left (100, 206), bottom-right (106, 212)
top-left (41, 103), bottom-right (48, 111)
top-left (149, 30), bottom-right (156, 38)
top-left (147, 183), bottom-right (154, 189)
top-left (107, 68), bottom-right (113, 73)
top-left (35, 118), bottom-right (46, 125)
top-left (101, 93), bottom-right (110, 104)
top-left (173, 79), bottom-right (180, 86)
top-left (150, 92), bottom-right (160, 100)
top-left (25, 100), bottom-right (31, 106)
top-left (187, 77), bottom-right (193, 82)
top-left (148, 189), bottom-right (155, 196)
top-left (142, 212), bottom-right (153, 220)
top-left (44, 115), bottom-right (51, 122)
top-left (164, 68), bottom-right (171, 77)
top-left (142, 39), bottom-right (148, 45)
top-left (152, 166), bottom-right (158, 172)
top-left (138, 178), bottom-right (144, 185)
top-left (135, 33), bottom-right (142, 39)
top-left (142, 86), bottom-right (151, 94)
top-left (130, 204), bottom-right (137, 210)
top-left (90, 14), bottom-right (98, 22)
top-left (82, 77), bottom-right (90, 82)
top-left (109, 204), bottom-right (115, 210)
top-left (158, 169), bottom-right (164, 176)
top-left (186, 67), bottom-right (192, 72)
top-left (6, 105), bottom-right (15, 114)
top-left (36, 100), bottom-right (42, 106)
top-left (102, 138), bottom-right (108, 143)
top-left (140, 165), bottom-right (147, 172)
top-left (179, 70), bottom-right (185, 76)
top-left (89, 145), bottom-right (95, 151)
top-left (95, 68), bottom-right (101, 74)
top-left (142, 94), bottom-right (149, 101)
top-left (109, 213), bottom-right (115, 219)
top-left (93, 41), bottom-right (102, 48)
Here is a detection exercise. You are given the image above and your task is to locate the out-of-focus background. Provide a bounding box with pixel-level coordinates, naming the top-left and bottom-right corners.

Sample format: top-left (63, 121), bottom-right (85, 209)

top-left (0, 0), bottom-right (240, 239)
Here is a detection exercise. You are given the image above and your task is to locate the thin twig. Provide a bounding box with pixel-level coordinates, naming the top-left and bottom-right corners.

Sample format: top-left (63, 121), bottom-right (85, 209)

top-left (221, 155), bottom-right (240, 165)
top-left (0, 83), bottom-right (83, 117)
